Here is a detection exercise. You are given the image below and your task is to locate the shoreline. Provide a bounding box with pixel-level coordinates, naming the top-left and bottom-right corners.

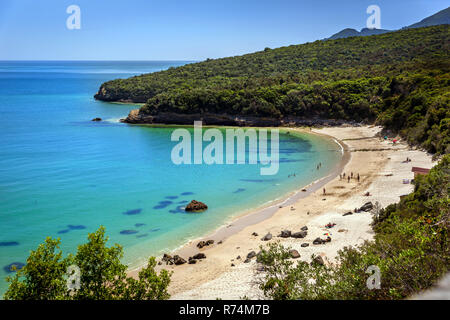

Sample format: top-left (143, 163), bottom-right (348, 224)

top-left (127, 127), bottom-right (348, 272)
top-left (129, 125), bottom-right (435, 299)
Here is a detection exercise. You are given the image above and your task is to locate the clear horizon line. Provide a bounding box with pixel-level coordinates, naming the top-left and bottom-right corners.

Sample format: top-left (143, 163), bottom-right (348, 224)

top-left (0, 59), bottom-right (200, 62)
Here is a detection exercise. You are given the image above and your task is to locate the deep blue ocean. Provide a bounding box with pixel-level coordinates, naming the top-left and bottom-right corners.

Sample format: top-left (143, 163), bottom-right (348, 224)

top-left (0, 61), bottom-right (342, 295)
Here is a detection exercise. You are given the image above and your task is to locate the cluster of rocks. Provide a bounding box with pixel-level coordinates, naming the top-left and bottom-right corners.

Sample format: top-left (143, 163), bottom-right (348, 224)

top-left (161, 254), bottom-right (187, 266)
top-left (185, 200), bottom-right (208, 212)
top-left (197, 239), bottom-right (214, 248)
top-left (91, 117), bottom-right (102, 122)
top-left (161, 252), bottom-right (207, 266)
top-left (188, 253), bottom-right (206, 264)
top-left (277, 226), bottom-right (308, 239)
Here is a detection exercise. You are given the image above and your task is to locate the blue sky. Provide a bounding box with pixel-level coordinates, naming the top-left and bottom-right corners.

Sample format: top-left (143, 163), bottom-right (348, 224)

top-left (0, 0), bottom-right (448, 60)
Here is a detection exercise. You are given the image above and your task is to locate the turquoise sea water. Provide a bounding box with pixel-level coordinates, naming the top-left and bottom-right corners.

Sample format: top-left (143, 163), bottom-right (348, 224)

top-left (0, 61), bottom-right (342, 295)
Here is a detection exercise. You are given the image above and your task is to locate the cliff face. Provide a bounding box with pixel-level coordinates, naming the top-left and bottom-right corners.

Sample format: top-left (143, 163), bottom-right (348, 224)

top-left (121, 109), bottom-right (351, 127)
top-left (94, 85), bottom-right (147, 103)
top-left (122, 109), bottom-right (281, 126)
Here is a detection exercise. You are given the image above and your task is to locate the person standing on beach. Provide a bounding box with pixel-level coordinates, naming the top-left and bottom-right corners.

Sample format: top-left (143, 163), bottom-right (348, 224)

top-left (357, 173), bottom-right (360, 182)
top-left (348, 176), bottom-right (350, 183)
top-left (323, 188), bottom-right (326, 195)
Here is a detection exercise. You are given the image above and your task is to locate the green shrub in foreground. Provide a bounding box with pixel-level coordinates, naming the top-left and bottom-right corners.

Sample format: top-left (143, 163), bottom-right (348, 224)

top-left (4, 227), bottom-right (171, 300)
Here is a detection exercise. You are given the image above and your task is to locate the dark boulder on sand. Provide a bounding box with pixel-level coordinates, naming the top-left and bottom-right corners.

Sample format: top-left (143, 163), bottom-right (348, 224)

top-left (291, 231), bottom-right (307, 238)
top-left (185, 200), bottom-right (208, 212)
top-left (278, 230), bottom-right (291, 238)
top-left (173, 255), bottom-right (186, 265)
top-left (311, 255), bottom-right (325, 266)
top-left (290, 250), bottom-right (300, 259)
top-left (193, 253), bottom-right (206, 260)
top-left (313, 237), bottom-right (323, 245)
top-left (261, 233), bottom-right (272, 241)
top-left (197, 239), bottom-right (214, 248)
top-left (358, 202), bottom-right (374, 212)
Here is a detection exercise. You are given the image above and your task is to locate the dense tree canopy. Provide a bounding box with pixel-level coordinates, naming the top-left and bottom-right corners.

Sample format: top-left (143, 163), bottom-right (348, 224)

top-left (95, 25), bottom-right (450, 155)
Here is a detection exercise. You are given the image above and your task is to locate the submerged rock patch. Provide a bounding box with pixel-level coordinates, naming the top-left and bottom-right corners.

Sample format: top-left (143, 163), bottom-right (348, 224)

top-left (169, 205), bottom-right (186, 214)
top-left (153, 200), bottom-right (173, 209)
top-left (0, 241), bottom-right (19, 247)
top-left (136, 233), bottom-right (148, 238)
top-left (123, 209), bottom-right (143, 215)
top-left (68, 225), bottom-right (86, 230)
top-left (3, 262), bottom-right (25, 273)
top-left (120, 230), bottom-right (139, 235)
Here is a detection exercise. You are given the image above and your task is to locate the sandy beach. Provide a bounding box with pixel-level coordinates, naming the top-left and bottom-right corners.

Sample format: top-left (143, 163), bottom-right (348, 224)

top-left (129, 125), bottom-right (435, 300)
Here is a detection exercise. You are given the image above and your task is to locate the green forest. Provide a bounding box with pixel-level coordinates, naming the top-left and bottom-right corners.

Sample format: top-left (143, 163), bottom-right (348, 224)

top-left (95, 25), bottom-right (449, 155)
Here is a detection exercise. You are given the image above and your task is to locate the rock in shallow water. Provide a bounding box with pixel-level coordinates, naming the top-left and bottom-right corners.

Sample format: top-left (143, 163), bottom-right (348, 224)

top-left (185, 200), bottom-right (208, 212)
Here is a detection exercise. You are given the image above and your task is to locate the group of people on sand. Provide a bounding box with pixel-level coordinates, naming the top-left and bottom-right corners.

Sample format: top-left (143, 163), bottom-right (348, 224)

top-left (339, 171), bottom-right (360, 183)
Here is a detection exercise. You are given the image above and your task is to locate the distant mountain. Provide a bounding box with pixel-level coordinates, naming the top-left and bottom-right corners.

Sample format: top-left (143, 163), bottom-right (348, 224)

top-left (328, 28), bottom-right (391, 40)
top-left (328, 6), bottom-right (449, 40)
top-left (406, 6), bottom-right (450, 29)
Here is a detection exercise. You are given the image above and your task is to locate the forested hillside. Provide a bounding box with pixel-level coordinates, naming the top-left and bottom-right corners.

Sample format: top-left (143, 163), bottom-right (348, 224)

top-left (95, 25), bottom-right (450, 155)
